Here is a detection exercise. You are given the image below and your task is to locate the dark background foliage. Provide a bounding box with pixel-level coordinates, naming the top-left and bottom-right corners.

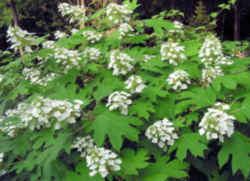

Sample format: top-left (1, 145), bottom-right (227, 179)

top-left (1, 0), bottom-right (250, 51)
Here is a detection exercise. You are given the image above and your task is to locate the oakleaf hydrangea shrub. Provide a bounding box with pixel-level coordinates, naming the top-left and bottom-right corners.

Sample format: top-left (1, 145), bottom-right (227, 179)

top-left (0, 0), bottom-right (249, 180)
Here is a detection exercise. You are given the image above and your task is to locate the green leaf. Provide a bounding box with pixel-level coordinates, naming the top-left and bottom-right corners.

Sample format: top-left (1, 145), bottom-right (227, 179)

top-left (64, 162), bottom-right (104, 181)
top-left (154, 95), bottom-right (176, 119)
top-left (137, 156), bottom-right (188, 181)
top-left (130, 98), bottom-right (155, 119)
top-left (176, 87), bottom-right (216, 113)
top-left (221, 76), bottom-right (237, 90)
top-left (93, 70), bottom-right (123, 101)
top-left (169, 132), bottom-right (208, 160)
top-left (87, 104), bottom-right (142, 150)
top-left (121, 149), bottom-right (149, 175)
top-left (218, 132), bottom-right (250, 179)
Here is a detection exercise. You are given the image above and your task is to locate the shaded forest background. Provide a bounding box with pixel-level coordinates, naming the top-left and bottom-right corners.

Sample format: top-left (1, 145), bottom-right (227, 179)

top-left (0, 0), bottom-right (250, 51)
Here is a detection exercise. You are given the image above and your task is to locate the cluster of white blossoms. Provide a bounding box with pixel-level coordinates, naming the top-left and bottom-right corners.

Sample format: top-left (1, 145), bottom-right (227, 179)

top-left (58, 3), bottom-right (87, 24)
top-left (108, 50), bottom-right (134, 76)
top-left (72, 136), bottom-right (95, 158)
top-left (160, 41), bottom-right (186, 66)
top-left (42, 40), bottom-right (56, 49)
top-left (145, 118), bottom-right (178, 151)
top-left (0, 74), bottom-right (4, 83)
top-left (118, 23), bottom-right (134, 39)
top-left (143, 54), bottom-right (156, 63)
top-left (202, 66), bottom-right (224, 86)
top-left (125, 75), bottom-right (146, 93)
top-left (72, 136), bottom-right (122, 178)
top-left (54, 47), bottom-right (81, 73)
top-left (22, 67), bottom-right (56, 86)
top-left (199, 102), bottom-right (235, 142)
top-left (7, 26), bottom-right (36, 53)
top-left (82, 31), bottom-right (103, 44)
top-left (106, 3), bottom-right (132, 25)
top-left (166, 70), bottom-right (191, 91)
top-left (199, 34), bottom-right (233, 66)
top-left (169, 21), bottom-right (184, 35)
top-left (86, 147), bottom-right (122, 178)
top-left (82, 47), bottom-right (101, 61)
top-left (54, 30), bottom-right (68, 39)
top-left (0, 153), bottom-right (4, 163)
top-left (1, 97), bottom-right (83, 136)
top-left (106, 91), bottom-right (132, 115)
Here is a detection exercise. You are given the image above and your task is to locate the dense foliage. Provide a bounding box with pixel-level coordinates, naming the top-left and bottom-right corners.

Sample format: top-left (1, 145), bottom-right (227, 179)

top-left (0, 0), bottom-right (249, 180)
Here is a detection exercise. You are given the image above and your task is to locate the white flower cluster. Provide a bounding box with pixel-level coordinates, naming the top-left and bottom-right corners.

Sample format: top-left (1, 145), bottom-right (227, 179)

top-left (72, 136), bottom-right (122, 178)
top-left (54, 47), bottom-right (81, 73)
top-left (42, 40), bottom-right (56, 49)
top-left (143, 54), bottom-right (156, 63)
top-left (106, 91), bottom-right (132, 115)
top-left (199, 34), bottom-right (233, 66)
top-left (169, 21), bottom-right (184, 35)
top-left (1, 97), bottom-right (83, 136)
top-left (0, 75), bottom-right (4, 83)
top-left (145, 118), bottom-right (178, 151)
top-left (0, 153), bottom-right (4, 163)
top-left (71, 28), bottom-right (79, 35)
top-left (82, 31), bottom-right (102, 44)
top-left (7, 26), bottom-right (36, 53)
top-left (118, 23), bottom-right (134, 39)
top-left (22, 68), bottom-right (56, 86)
top-left (0, 169), bottom-right (6, 177)
top-left (72, 136), bottom-right (95, 157)
top-left (202, 66), bottom-right (223, 86)
top-left (54, 30), bottom-right (68, 39)
top-left (108, 50), bottom-right (134, 75)
top-left (86, 147), bottom-right (122, 178)
top-left (199, 102), bottom-right (235, 142)
top-left (106, 3), bottom-right (132, 24)
top-left (58, 3), bottom-right (87, 24)
top-left (0, 116), bottom-right (25, 137)
top-left (160, 41), bottom-right (186, 65)
top-left (166, 70), bottom-right (191, 91)
top-left (82, 47), bottom-right (101, 61)
top-left (125, 75), bottom-right (146, 93)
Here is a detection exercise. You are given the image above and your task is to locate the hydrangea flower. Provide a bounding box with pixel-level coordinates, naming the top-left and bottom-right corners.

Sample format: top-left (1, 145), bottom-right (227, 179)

top-left (72, 136), bottom-right (95, 157)
top-left (58, 3), bottom-right (87, 24)
top-left (82, 30), bottom-right (102, 44)
top-left (169, 21), bottom-right (184, 35)
top-left (22, 67), bottom-right (56, 86)
top-left (82, 47), bottom-right (101, 61)
top-left (160, 41), bottom-right (186, 65)
top-left (0, 153), bottom-right (4, 163)
top-left (54, 30), bottom-right (68, 39)
top-left (0, 75), bottom-right (4, 83)
top-left (54, 47), bottom-right (81, 73)
top-left (106, 91), bottom-right (132, 115)
top-left (213, 102), bottom-right (230, 111)
top-left (199, 34), bottom-right (233, 66)
top-left (201, 66), bottom-right (224, 86)
top-left (106, 3), bottom-right (132, 25)
top-left (145, 118), bottom-right (178, 151)
top-left (1, 97), bottom-right (83, 136)
top-left (72, 136), bottom-right (122, 178)
top-left (143, 54), bottom-right (156, 63)
top-left (86, 147), bottom-right (122, 178)
top-left (108, 50), bottom-right (134, 76)
top-left (42, 40), bottom-right (56, 49)
top-left (118, 23), bottom-right (134, 39)
top-left (166, 70), bottom-right (191, 91)
top-left (199, 103), bottom-right (235, 142)
top-left (125, 75), bottom-right (146, 93)
top-left (7, 26), bottom-right (36, 53)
